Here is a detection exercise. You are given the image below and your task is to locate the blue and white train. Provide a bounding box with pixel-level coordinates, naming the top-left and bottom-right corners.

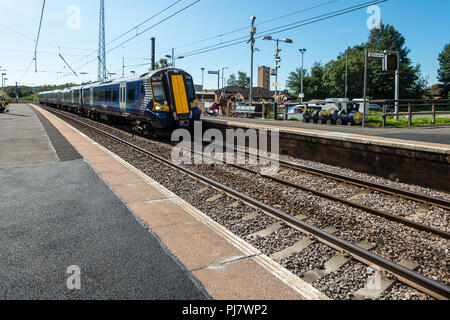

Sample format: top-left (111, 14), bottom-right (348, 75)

top-left (38, 68), bottom-right (201, 136)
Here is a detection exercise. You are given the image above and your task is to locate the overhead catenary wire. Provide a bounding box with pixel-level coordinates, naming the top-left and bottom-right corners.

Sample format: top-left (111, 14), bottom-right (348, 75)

top-left (71, 0), bottom-right (186, 67)
top-left (171, 0), bottom-right (341, 52)
top-left (177, 0), bottom-right (387, 58)
top-left (34, 0), bottom-right (46, 73)
top-left (74, 0), bottom-right (200, 72)
top-left (20, 0), bottom-right (46, 81)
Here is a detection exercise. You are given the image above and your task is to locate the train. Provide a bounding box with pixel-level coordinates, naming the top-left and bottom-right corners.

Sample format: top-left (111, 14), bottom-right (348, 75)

top-left (38, 68), bottom-right (202, 136)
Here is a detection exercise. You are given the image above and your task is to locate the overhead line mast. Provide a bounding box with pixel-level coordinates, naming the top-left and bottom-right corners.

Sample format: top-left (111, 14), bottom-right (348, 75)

top-left (98, 0), bottom-right (107, 81)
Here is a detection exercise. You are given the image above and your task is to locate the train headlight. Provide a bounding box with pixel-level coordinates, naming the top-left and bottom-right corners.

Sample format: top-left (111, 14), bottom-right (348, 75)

top-left (153, 105), bottom-right (169, 112)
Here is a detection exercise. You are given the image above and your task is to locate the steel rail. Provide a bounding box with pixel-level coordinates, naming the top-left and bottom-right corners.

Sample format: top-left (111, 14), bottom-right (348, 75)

top-left (278, 159), bottom-right (450, 210)
top-left (232, 164), bottom-right (450, 239)
top-left (229, 144), bottom-right (450, 211)
top-left (40, 105), bottom-right (450, 300)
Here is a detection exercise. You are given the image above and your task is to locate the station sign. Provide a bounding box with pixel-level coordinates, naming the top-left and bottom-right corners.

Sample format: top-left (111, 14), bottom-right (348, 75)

top-left (368, 52), bottom-right (384, 59)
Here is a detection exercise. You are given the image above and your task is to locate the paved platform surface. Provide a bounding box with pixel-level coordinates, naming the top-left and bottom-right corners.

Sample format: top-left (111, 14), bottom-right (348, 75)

top-left (203, 116), bottom-right (450, 145)
top-left (1, 104), bottom-right (323, 300)
top-left (0, 104), bottom-right (209, 300)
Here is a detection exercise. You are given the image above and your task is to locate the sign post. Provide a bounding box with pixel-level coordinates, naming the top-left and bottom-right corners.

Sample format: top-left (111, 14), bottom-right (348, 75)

top-left (208, 70), bottom-right (220, 103)
top-left (384, 50), bottom-right (400, 120)
top-left (363, 49), bottom-right (368, 127)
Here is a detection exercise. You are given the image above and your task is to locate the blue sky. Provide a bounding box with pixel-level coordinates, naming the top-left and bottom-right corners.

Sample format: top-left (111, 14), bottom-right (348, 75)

top-left (0, 0), bottom-right (449, 92)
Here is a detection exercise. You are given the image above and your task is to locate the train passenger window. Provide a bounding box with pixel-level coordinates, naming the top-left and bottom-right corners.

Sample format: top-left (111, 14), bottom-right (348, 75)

top-left (151, 81), bottom-right (166, 104)
top-left (112, 90), bottom-right (118, 102)
top-left (99, 91), bottom-right (104, 101)
top-left (105, 90), bottom-right (111, 102)
top-left (128, 88), bottom-right (135, 103)
top-left (185, 78), bottom-right (196, 102)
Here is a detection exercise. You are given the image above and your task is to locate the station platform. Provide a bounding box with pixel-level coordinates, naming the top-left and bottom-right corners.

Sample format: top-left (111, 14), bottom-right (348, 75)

top-left (202, 116), bottom-right (450, 192)
top-left (0, 104), bottom-right (322, 300)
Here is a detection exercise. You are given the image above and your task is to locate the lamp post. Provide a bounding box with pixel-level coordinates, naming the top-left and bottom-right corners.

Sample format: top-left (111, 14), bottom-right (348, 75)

top-left (1, 73), bottom-right (6, 96)
top-left (165, 49), bottom-right (184, 68)
top-left (262, 36), bottom-right (293, 119)
top-left (201, 67), bottom-right (205, 102)
top-left (299, 48), bottom-right (306, 103)
top-left (221, 67), bottom-right (228, 90)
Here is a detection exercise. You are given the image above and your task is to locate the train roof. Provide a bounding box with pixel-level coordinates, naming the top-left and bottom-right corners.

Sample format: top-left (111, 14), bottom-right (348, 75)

top-left (38, 68), bottom-right (189, 94)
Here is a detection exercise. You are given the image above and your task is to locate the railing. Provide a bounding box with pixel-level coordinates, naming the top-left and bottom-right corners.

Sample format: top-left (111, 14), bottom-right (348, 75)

top-left (228, 99), bottom-right (450, 127)
top-left (368, 99), bottom-right (450, 127)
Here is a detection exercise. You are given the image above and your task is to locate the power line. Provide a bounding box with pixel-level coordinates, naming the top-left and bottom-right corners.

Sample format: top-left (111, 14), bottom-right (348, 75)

top-left (71, 0), bottom-right (185, 68)
top-left (74, 0), bottom-right (200, 72)
top-left (172, 0), bottom-right (340, 52)
top-left (34, 0), bottom-right (46, 73)
top-left (178, 0), bottom-right (387, 58)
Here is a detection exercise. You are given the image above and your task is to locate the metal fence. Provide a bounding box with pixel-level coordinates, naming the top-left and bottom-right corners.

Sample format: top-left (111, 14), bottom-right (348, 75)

top-left (228, 99), bottom-right (450, 127)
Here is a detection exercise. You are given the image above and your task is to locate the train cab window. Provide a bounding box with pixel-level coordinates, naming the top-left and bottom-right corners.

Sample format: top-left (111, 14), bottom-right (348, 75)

top-left (112, 89), bottom-right (118, 102)
top-left (185, 78), bottom-right (196, 102)
top-left (151, 80), bottom-right (166, 104)
top-left (128, 88), bottom-right (135, 103)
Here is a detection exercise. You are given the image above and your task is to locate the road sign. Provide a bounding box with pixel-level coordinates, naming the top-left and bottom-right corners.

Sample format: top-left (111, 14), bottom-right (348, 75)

top-left (368, 52), bottom-right (384, 58)
top-left (299, 93), bottom-right (305, 98)
top-left (273, 82), bottom-right (279, 87)
top-left (383, 53), bottom-right (398, 72)
top-left (208, 71), bottom-right (218, 75)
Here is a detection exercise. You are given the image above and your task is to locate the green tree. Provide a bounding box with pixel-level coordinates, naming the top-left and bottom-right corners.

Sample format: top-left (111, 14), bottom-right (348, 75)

top-left (154, 58), bottom-right (172, 70)
top-left (286, 62), bottom-right (327, 100)
top-left (5, 86), bottom-right (33, 98)
top-left (286, 24), bottom-right (427, 100)
top-left (227, 73), bottom-right (238, 86)
top-left (438, 43), bottom-right (450, 97)
top-left (236, 71), bottom-right (250, 88)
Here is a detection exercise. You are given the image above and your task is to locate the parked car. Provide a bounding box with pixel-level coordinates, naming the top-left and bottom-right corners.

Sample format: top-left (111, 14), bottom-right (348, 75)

top-left (369, 104), bottom-right (383, 112)
top-left (286, 105), bottom-right (305, 120)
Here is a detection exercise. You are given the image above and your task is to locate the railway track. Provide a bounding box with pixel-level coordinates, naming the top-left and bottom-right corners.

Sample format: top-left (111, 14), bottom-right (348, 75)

top-left (38, 105), bottom-right (450, 300)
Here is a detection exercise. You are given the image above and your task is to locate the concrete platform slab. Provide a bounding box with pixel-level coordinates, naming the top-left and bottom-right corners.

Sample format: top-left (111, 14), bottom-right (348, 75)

top-left (30, 104), bottom-right (328, 300)
top-left (114, 183), bottom-right (167, 203)
top-left (193, 257), bottom-right (304, 300)
top-left (130, 200), bottom-right (200, 229)
top-left (0, 104), bottom-right (58, 168)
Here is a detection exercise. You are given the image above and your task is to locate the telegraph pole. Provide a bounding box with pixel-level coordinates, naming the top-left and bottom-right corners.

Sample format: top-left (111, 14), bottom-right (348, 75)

top-left (345, 49), bottom-right (348, 99)
top-left (151, 37), bottom-right (156, 71)
top-left (248, 16), bottom-right (256, 108)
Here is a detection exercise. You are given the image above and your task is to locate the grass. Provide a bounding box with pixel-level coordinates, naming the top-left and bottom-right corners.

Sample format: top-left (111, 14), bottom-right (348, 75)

top-left (368, 117), bottom-right (450, 127)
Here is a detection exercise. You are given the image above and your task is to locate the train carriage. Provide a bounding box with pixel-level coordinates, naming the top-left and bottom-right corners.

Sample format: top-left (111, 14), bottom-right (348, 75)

top-left (38, 68), bottom-right (201, 136)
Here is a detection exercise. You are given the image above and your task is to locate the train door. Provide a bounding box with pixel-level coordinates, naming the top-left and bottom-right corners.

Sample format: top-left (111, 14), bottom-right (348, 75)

top-left (119, 82), bottom-right (127, 113)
